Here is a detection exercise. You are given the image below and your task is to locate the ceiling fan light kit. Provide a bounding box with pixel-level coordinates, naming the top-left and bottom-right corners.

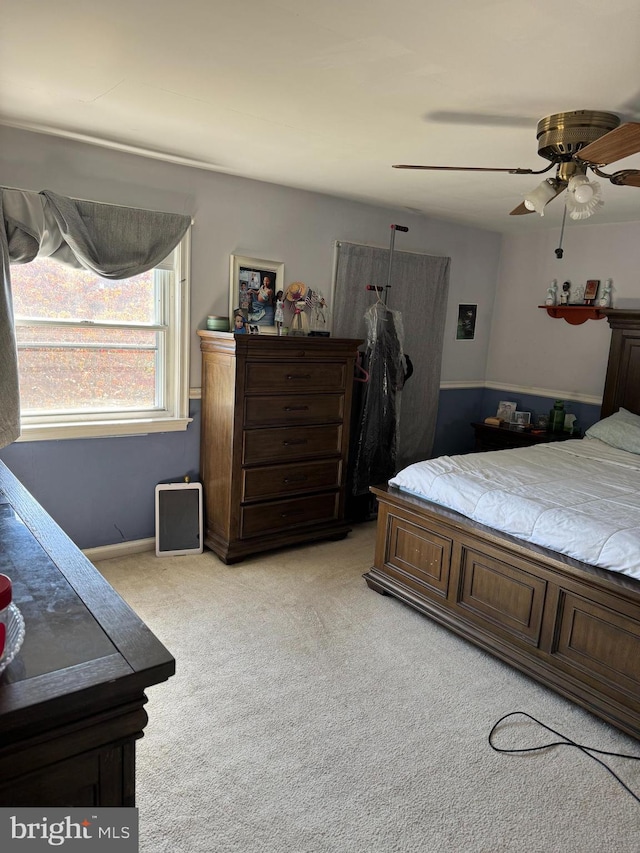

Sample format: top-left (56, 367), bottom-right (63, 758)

top-left (523, 179), bottom-right (561, 215)
top-left (395, 109), bottom-right (640, 230)
top-left (565, 174), bottom-right (604, 220)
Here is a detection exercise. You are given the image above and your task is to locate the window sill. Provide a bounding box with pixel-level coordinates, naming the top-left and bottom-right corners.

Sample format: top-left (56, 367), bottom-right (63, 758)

top-left (16, 417), bottom-right (193, 442)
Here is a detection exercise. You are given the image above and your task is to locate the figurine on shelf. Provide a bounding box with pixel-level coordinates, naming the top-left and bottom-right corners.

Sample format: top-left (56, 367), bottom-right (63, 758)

top-left (559, 281), bottom-right (571, 305)
top-left (598, 279), bottom-right (613, 308)
top-left (545, 280), bottom-right (558, 306)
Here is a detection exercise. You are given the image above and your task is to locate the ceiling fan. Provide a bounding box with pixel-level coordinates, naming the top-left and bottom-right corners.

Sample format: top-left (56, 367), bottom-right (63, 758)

top-left (394, 110), bottom-right (640, 219)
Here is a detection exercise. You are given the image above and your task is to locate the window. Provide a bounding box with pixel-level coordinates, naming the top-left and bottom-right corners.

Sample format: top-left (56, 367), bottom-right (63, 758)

top-left (11, 231), bottom-right (191, 440)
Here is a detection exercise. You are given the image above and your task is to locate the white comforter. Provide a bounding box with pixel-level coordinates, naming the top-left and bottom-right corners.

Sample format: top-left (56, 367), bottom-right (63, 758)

top-left (389, 438), bottom-right (640, 580)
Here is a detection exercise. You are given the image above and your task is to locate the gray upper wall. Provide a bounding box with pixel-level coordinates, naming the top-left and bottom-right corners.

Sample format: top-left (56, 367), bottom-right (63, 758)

top-left (0, 124), bottom-right (502, 389)
top-left (489, 224), bottom-right (640, 402)
top-left (3, 123), bottom-right (636, 403)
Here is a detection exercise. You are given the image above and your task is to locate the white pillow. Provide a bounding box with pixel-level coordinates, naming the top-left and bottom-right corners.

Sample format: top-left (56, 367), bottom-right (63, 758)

top-left (585, 407), bottom-right (640, 454)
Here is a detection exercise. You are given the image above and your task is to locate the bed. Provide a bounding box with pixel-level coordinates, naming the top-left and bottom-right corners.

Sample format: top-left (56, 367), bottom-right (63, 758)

top-left (364, 309), bottom-right (640, 740)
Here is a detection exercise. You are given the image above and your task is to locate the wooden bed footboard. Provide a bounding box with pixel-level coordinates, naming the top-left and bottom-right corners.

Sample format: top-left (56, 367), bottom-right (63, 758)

top-left (365, 484), bottom-right (640, 741)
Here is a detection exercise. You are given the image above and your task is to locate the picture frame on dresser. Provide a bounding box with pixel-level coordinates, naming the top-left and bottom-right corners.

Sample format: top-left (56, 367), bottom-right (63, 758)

top-left (229, 254), bottom-right (284, 335)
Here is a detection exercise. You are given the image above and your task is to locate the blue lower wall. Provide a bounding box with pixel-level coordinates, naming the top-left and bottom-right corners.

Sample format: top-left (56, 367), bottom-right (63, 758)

top-left (479, 389), bottom-right (601, 437)
top-left (0, 389), bottom-right (603, 549)
top-left (432, 387), bottom-right (485, 458)
top-left (0, 401), bottom-right (202, 550)
top-left (433, 387), bottom-right (601, 459)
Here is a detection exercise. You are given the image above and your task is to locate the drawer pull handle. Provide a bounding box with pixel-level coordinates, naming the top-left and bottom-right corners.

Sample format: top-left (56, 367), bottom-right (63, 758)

top-left (283, 475), bottom-right (308, 484)
top-left (280, 510), bottom-right (304, 518)
top-left (283, 438), bottom-right (308, 446)
top-left (284, 405), bottom-right (309, 412)
top-left (286, 373), bottom-right (311, 380)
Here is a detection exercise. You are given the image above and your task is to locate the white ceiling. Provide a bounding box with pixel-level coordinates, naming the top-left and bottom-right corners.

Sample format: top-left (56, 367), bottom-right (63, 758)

top-left (2, 0), bottom-right (640, 234)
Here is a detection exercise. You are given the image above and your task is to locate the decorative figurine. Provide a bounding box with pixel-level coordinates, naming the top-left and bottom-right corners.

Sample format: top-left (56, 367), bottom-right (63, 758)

top-left (291, 299), bottom-right (309, 335)
top-left (599, 279), bottom-right (613, 308)
top-left (285, 282), bottom-right (309, 336)
top-left (560, 281), bottom-right (571, 305)
top-left (274, 290), bottom-right (284, 336)
top-left (545, 280), bottom-right (558, 306)
top-left (309, 291), bottom-right (328, 331)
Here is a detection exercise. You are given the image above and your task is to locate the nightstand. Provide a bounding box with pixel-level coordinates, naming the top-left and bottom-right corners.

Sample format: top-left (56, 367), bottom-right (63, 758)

top-left (471, 422), bottom-right (581, 452)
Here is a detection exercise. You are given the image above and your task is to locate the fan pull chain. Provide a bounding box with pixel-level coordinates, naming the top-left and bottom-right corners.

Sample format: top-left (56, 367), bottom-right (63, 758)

top-left (555, 204), bottom-right (568, 259)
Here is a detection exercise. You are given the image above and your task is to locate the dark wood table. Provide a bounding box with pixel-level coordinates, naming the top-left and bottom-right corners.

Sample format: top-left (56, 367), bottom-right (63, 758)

top-left (0, 460), bottom-right (175, 806)
top-left (471, 421), bottom-right (581, 452)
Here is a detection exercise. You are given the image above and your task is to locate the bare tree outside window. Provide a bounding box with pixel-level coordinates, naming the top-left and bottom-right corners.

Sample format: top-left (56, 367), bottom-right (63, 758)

top-left (12, 259), bottom-right (159, 414)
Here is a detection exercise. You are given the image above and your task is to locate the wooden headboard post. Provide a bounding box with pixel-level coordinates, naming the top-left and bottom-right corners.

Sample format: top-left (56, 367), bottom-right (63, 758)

top-left (601, 309), bottom-right (640, 418)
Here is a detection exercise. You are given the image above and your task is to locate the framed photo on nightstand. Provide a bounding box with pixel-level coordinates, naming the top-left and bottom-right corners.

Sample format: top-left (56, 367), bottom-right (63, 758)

top-left (496, 401), bottom-right (517, 422)
top-left (511, 411), bottom-right (531, 429)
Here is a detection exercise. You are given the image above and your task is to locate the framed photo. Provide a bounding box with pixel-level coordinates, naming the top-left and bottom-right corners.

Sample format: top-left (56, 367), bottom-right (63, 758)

top-left (569, 283), bottom-right (584, 305)
top-left (232, 307), bottom-right (248, 334)
top-left (229, 254), bottom-right (284, 334)
top-left (496, 400), bottom-right (517, 422)
top-left (511, 411), bottom-right (531, 428)
top-left (584, 279), bottom-right (600, 305)
top-left (456, 303), bottom-right (477, 340)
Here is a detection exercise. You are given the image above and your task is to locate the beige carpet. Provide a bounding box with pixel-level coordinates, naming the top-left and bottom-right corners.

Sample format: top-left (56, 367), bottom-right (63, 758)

top-left (96, 523), bottom-right (640, 853)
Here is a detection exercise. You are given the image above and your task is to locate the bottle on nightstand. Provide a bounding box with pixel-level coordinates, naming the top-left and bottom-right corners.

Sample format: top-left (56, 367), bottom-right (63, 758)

top-left (549, 400), bottom-right (566, 433)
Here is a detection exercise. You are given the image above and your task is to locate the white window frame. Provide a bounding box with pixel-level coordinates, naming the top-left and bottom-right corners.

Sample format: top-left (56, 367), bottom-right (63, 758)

top-left (14, 229), bottom-right (192, 441)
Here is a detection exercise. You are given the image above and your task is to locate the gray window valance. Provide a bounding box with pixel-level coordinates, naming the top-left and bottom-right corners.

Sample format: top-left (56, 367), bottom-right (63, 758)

top-left (0, 189), bottom-right (192, 447)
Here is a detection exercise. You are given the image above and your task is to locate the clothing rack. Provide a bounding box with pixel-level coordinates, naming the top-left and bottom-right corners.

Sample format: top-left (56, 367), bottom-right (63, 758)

top-left (364, 223), bottom-right (408, 305)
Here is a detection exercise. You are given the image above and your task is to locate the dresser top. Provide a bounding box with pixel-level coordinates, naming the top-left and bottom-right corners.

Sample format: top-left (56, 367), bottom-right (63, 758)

top-left (0, 460), bottom-right (175, 737)
top-left (197, 329), bottom-right (362, 357)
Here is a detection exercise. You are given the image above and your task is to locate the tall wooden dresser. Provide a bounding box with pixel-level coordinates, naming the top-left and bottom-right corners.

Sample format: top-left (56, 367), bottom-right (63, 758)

top-left (197, 331), bottom-right (362, 563)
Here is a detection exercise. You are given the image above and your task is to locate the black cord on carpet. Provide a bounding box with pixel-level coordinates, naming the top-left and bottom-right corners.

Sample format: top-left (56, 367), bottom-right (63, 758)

top-left (488, 711), bottom-right (640, 805)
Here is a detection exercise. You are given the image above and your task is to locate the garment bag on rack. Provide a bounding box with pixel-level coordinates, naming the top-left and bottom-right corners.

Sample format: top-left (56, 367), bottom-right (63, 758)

top-left (351, 300), bottom-right (406, 496)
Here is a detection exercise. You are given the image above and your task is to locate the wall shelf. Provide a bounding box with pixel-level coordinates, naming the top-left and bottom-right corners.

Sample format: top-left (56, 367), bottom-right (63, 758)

top-left (538, 305), bottom-right (607, 325)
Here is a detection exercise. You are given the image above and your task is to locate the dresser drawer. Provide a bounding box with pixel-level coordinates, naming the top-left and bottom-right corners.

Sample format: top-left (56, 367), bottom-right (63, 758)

top-left (240, 492), bottom-right (340, 538)
top-left (243, 424), bottom-right (342, 465)
top-left (244, 394), bottom-right (344, 428)
top-left (245, 361), bottom-right (346, 393)
top-left (242, 459), bottom-right (342, 501)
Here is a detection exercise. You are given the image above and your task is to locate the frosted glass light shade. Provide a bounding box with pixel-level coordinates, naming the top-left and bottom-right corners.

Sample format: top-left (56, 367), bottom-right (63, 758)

top-left (566, 175), bottom-right (603, 220)
top-left (574, 183), bottom-right (594, 203)
top-left (523, 179), bottom-right (558, 216)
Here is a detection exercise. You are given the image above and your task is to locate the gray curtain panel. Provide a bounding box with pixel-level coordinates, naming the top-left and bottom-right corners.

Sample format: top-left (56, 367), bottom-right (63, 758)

top-left (0, 193), bottom-right (20, 448)
top-left (332, 241), bottom-right (450, 470)
top-left (0, 188), bottom-right (192, 448)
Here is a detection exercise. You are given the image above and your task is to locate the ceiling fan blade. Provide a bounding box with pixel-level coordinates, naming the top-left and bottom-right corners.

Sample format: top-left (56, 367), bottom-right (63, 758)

top-left (577, 122), bottom-right (640, 165)
top-left (509, 202), bottom-right (535, 216)
top-left (393, 164), bottom-right (534, 173)
top-left (610, 170), bottom-right (640, 187)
